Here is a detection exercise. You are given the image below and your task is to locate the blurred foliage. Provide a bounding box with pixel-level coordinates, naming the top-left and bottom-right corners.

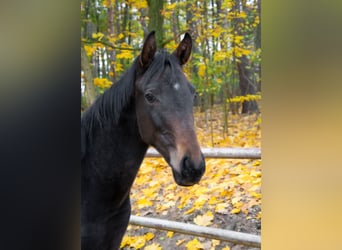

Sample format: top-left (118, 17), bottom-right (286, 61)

top-left (81, 0), bottom-right (261, 115)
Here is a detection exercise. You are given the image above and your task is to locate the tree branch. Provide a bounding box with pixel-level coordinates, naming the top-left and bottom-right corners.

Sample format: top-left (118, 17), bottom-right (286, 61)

top-left (161, 30), bottom-right (189, 48)
top-left (82, 39), bottom-right (141, 51)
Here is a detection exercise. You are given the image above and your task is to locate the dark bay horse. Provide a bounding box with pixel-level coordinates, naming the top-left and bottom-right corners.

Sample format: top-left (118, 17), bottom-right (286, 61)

top-left (81, 31), bottom-right (205, 250)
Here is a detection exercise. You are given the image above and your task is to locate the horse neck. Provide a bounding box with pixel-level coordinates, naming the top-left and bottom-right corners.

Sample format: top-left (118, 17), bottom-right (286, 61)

top-left (96, 100), bottom-right (148, 168)
top-left (115, 101), bottom-right (149, 159)
top-left (82, 100), bottom-right (148, 204)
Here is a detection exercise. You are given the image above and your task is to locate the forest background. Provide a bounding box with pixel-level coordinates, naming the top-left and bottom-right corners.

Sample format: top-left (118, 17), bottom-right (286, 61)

top-left (81, 0), bottom-right (261, 120)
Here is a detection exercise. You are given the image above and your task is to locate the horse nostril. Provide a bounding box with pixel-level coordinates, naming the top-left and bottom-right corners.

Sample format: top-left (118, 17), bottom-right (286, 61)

top-left (181, 155), bottom-right (193, 179)
top-left (181, 155), bottom-right (205, 172)
top-left (182, 156), bottom-right (190, 169)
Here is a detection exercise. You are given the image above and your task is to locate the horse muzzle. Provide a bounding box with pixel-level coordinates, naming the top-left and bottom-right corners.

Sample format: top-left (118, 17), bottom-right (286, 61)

top-left (171, 153), bottom-right (205, 186)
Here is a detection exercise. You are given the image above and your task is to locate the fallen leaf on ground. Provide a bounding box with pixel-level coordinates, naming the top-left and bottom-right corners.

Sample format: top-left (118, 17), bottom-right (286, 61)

top-left (186, 238), bottom-right (203, 250)
top-left (194, 211), bottom-right (214, 226)
top-left (144, 243), bottom-right (162, 250)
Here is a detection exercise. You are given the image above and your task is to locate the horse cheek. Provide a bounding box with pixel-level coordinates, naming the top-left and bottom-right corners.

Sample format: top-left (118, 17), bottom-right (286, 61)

top-left (136, 105), bottom-right (154, 145)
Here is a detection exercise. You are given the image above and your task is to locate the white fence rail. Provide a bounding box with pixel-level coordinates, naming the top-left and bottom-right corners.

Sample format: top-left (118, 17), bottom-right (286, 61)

top-left (129, 216), bottom-right (261, 248)
top-left (146, 147), bottom-right (261, 159)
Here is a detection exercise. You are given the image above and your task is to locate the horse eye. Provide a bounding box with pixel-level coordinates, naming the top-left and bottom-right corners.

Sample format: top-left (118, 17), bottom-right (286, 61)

top-left (193, 92), bottom-right (198, 102)
top-left (144, 93), bottom-right (156, 103)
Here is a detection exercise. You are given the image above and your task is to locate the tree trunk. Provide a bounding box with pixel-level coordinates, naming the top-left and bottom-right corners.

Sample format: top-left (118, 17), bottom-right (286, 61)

top-left (171, 0), bottom-right (180, 43)
top-left (233, 0), bottom-right (259, 114)
top-left (121, 3), bottom-right (129, 39)
top-left (237, 56), bottom-right (259, 113)
top-left (186, 0), bottom-right (200, 69)
top-left (107, 0), bottom-right (116, 83)
top-left (147, 0), bottom-right (164, 48)
top-left (255, 0), bottom-right (261, 92)
top-left (81, 47), bottom-right (96, 107)
top-left (139, 8), bottom-right (149, 37)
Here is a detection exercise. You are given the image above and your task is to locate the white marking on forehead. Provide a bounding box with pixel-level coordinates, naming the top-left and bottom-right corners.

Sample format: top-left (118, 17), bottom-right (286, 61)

top-left (174, 82), bottom-right (180, 90)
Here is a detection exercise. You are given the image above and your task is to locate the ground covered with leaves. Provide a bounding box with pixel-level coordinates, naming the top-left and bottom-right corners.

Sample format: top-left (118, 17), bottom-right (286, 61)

top-left (121, 108), bottom-right (261, 250)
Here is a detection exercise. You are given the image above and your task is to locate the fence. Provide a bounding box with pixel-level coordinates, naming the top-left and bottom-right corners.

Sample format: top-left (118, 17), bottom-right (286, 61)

top-left (146, 147), bottom-right (261, 159)
top-left (130, 147), bottom-right (262, 248)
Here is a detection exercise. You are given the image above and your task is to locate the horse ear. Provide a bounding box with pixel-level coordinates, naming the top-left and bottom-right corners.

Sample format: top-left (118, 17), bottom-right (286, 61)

top-left (140, 31), bottom-right (157, 68)
top-left (173, 32), bottom-right (192, 65)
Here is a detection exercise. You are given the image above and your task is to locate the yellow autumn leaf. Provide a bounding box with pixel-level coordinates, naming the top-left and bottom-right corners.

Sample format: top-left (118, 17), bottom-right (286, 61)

top-left (186, 238), bottom-right (203, 250)
top-left (215, 203), bottom-right (228, 214)
top-left (112, 62), bottom-right (124, 72)
top-left (164, 40), bottom-right (178, 51)
top-left (127, 0), bottom-right (147, 9)
top-left (165, 2), bottom-right (177, 10)
top-left (120, 235), bottom-right (148, 249)
top-left (231, 208), bottom-right (241, 214)
top-left (194, 211), bottom-right (214, 226)
top-left (144, 243), bottom-right (162, 250)
top-left (213, 51), bottom-right (227, 62)
top-left (198, 64), bottom-right (206, 78)
top-left (256, 211), bottom-right (262, 219)
top-left (93, 78), bottom-right (112, 89)
top-left (193, 195), bottom-right (209, 207)
top-left (101, 0), bottom-right (110, 8)
top-left (241, 48), bottom-right (251, 56)
top-left (161, 9), bottom-right (171, 18)
top-left (254, 16), bottom-right (260, 25)
top-left (222, 246), bottom-right (231, 250)
top-left (120, 235), bottom-right (130, 248)
top-left (118, 33), bottom-right (124, 40)
top-left (131, 236), bottom-right (146, 249)
top-left (239, 11), bottom-right (247, 18)
top-left (211, 26), bottom-right (224, 38)
top-left (251, 192), bottom-right (261, 199)
top-left (233, 201), bottom-right (243, 209)
top-left (145, 232), bottom-right (155, 241)
top-left (234, 35), bottom-right (244, 44)
top-left (250, 170), bottom-right (261, 177)
top-left (231, 196), bottom-right (241, 205)
top-left (136, 198), bottom-right (153, 208)
top-left (84, 45), bottom-right (95, 57)
top-left (252, 160), bottom-right (261, 166)
top-left (166, 231), bottom-right (174, 238)
top-left (116, 50), bottom-right (133, 59)
top-left (184, 207), bottom-right (196, 215)
top-left (176, 239), bottom-right (185, 246)
top-left (93, 78), bottom-right (102, 87)
top-left (208, 196), bottom-right (219, 205)
top-left (91, 32), bottom-right (105, 41)
top-left (211, 239), bottom-right (220, 248)
top-left (157, 200), bottom-right (175, 211)
top-left (222, 0), bottom-right (232, 8)
top-left (220, 188), bottom-right (233, 197)
top-left (142, 188), bottom-right (157, 198)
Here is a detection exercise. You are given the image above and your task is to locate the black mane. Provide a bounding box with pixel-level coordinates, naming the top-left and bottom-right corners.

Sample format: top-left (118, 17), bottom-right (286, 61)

top-left (81, 58), bottom-right (137, 130)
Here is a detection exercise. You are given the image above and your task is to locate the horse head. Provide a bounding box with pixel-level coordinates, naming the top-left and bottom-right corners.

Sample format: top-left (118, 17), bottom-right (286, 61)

top-left (135, 31), bottom-right (205, 186)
